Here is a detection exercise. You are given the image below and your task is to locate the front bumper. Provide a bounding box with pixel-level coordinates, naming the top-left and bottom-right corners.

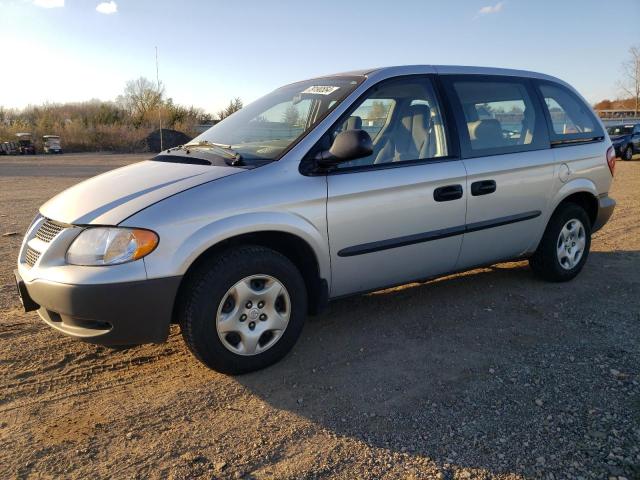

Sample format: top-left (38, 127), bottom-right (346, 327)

top-left (15, 269), bottom-right (182, 345)
top-left (592, 195), bottom-right (616, 233)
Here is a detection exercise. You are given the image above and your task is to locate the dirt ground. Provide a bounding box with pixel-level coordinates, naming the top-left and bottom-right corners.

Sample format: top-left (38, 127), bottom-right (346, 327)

top-left (0, 153), bottom-right (638, 480)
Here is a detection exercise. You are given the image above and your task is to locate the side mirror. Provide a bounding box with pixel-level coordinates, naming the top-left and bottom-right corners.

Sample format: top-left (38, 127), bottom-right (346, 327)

top-left (315, 129), bottom-right (373, 167)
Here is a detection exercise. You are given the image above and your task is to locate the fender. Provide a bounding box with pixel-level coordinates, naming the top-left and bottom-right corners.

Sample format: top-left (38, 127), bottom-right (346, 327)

top-left (142, 211), bottom-right (331, 283)
top-left (525, 178), bottom-right (598, 254)
top-left (548, 178), bottom-right (598, 217)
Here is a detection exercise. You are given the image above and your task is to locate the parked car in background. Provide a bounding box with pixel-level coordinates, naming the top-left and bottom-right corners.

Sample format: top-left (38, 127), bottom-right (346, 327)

top-left (607, 123), bottom-right (639, 160)
top-left (43, 135), bottom-right (63, 154)
top-left (15, 65), bottom-right (616, 374)
top-left (16, 133), bottom-right (36, 154)
top-left (2, 141), bottom-right (20, 155)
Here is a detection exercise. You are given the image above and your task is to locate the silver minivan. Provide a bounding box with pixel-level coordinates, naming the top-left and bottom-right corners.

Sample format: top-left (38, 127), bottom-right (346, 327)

top-left (15, 66), bottom-right (616, 374)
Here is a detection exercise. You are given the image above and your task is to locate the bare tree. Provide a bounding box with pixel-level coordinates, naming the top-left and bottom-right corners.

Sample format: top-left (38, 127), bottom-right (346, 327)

top-left (217, 97), bottom-right (243, 120)
top-left (117, 77), bottom-right (165, 125)
top-left (617, 45), bottom-right (640, 116)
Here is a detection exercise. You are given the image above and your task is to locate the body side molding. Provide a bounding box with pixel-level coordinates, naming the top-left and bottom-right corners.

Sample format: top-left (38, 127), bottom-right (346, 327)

top-left (338, 210), bottom-right (541, 257)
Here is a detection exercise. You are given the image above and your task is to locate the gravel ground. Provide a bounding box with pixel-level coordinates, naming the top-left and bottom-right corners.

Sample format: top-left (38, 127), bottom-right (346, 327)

top-left (0, 153), bottom-right (638, 480)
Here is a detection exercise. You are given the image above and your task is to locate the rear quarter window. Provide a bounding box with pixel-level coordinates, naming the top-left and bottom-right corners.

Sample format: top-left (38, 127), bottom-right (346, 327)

top-left (536, 82), bottom-right (603, 144)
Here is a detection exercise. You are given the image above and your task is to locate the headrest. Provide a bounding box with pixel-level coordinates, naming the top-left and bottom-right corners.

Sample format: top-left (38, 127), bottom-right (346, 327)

top-left (467, 119), bottom-right (504, 147)
top-left (401, 104), bottom-right (432, 132)
top-left (345, 115), bottom-right (362, 130)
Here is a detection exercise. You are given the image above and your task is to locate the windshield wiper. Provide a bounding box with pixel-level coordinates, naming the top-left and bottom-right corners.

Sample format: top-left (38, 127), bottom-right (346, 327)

top-left (183, 141), bottom-right (244, 166)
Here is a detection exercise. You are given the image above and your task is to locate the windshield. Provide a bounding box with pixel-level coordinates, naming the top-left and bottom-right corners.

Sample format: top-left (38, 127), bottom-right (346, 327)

top-left (191, 76), bottom-right (364, 162)
top-left (607, 125), bottom-right (633, 135)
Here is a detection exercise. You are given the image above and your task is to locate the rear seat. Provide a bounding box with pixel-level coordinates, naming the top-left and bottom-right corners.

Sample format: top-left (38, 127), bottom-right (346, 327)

top-left (467, 119), bottom-right (504, 149)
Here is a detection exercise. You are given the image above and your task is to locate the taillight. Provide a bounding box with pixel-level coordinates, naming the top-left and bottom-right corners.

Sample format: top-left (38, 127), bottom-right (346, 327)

top-left (606, 146), bottom-right (615, 176)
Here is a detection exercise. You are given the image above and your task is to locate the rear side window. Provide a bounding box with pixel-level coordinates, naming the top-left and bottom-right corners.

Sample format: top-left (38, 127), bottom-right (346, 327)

top-left (537, 82), bottom-right (602, 143)
top-left (443, 76), bottom-right (547, 157)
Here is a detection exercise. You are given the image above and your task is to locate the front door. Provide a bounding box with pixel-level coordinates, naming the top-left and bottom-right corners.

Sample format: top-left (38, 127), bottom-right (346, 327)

top-left (324, 75), bottom-right (467, 297)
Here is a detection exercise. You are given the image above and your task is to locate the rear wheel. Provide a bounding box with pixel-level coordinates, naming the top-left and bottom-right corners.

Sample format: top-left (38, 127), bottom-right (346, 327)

top-left (529, 203), bottom-right (591, 282)
top-left (178, 245), bottom-right (307, 374)
top-left (623, 145), bottom-right (633, 161)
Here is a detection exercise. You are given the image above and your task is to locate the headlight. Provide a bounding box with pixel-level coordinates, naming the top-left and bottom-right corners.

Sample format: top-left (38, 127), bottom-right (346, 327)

top-left (66, 227), bottom-right (159, 266)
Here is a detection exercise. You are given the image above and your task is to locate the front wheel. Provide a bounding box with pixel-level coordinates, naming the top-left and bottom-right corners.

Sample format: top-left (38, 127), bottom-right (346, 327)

top-left (623, 145), bottom-right (633, 161)
top-left (529, 203), bottom-right (591, 282)
top-left (178, 245), bottom-right (307, 374)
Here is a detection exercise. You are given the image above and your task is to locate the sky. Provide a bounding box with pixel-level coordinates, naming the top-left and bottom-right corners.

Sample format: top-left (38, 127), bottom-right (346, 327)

top-left (1, 0), bottom-right (639, 113)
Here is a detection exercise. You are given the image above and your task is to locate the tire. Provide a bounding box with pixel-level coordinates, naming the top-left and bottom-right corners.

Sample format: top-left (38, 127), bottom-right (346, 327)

top-left (529, 203), bottom-right (591, 282)
top-left (178, 245), bottom-right (307, 374)
top-left (623, 145), bottom-right (633, 161)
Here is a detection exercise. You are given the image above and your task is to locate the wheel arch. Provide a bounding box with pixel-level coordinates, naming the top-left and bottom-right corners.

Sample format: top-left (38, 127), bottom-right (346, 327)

top-left (529, 180), bottom-right (599, 254)
top-left (170, 215), bottom-right (331, 321)
top-left (550, 183), bottom-right (599, 228)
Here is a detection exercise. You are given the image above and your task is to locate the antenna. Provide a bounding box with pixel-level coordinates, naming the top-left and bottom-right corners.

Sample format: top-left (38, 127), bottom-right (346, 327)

top-left (155, 46), bottom-right (163, 151)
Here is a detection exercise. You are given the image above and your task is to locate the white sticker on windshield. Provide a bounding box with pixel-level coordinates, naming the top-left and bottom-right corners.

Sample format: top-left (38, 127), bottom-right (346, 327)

top-left (301, 86), bottom-right (340, 95)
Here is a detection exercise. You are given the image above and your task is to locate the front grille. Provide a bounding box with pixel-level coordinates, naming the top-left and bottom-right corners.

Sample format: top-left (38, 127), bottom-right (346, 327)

top-left (35, 219), bottom-right (65, 243)
top-left (25, 247), bottom-right (40, 267)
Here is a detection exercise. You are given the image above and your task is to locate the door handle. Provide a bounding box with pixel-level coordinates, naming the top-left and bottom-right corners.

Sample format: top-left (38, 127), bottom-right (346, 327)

top-left (433, 184), bottom-right (463, 202)
top-left (471, 180), bottom-right (496, 196)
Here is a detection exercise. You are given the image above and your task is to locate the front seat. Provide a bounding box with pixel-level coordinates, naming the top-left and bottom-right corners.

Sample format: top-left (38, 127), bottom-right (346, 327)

top-left (519, 108), bottom-right (535, 145)
top-left (342, 115), bottom-right (362, 131)
top-left (375, 104), bottom-right (432, 163)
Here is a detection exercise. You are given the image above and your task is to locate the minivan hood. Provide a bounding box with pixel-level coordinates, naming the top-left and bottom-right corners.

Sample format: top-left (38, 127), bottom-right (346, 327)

top-left (40, 160), bottom-right (242, 225)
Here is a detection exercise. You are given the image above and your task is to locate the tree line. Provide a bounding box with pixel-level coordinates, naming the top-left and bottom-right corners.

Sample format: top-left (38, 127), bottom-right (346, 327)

top-left (0, 77), bottom-right (243, 153)
top-left (2, 44), bottom-right (639, 153)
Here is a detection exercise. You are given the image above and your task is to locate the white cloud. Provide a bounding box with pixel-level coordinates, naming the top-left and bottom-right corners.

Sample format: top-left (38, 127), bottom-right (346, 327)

top-left (477, 1), bottom-right (504, 16)
top-left (33, 0), bottom-right (64, 8)
top-left (96, 1), bottom-right (117, 14)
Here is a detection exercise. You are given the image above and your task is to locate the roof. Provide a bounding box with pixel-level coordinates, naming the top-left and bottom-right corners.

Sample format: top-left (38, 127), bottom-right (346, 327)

top-left (294, 65), bottom-right (568, 88)
top-left (278, 65), bottom-right (577, 102)
top-left (371, 65), bottom-right (564, 83)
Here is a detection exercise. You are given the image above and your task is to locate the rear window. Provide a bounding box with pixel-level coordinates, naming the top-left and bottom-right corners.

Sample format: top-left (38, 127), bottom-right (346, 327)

top-left (537, 83), bottom-right (602, 143)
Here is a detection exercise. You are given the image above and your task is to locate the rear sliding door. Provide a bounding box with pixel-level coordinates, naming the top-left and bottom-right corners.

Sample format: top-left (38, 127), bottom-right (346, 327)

top-left (440, 75), bottom-right (556, 268)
